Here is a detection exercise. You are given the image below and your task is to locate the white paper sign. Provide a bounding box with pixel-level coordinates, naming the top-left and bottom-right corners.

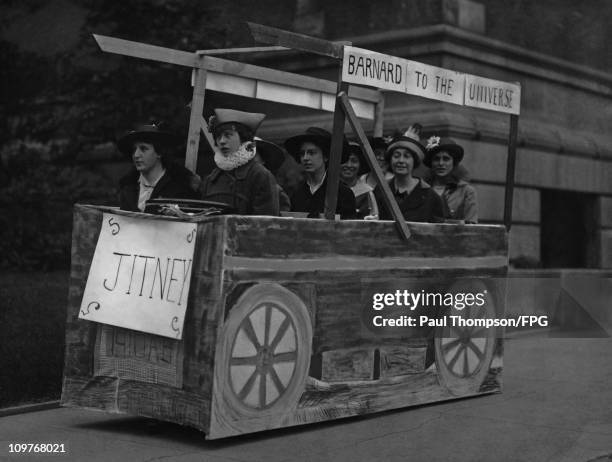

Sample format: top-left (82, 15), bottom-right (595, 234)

top-left (342, 46), bottom-right (406, 93)
top-left (405, 61), bottom-right (465, 106)
top-left (464, 74), bottom-right (521, 115)
top-left (79, 213), bottom-right (197, 339)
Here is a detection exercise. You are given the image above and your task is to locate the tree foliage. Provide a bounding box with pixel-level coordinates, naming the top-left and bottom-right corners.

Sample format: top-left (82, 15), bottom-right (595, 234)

top-left (0, 140), bottom-right (116, 270)
top-left (0, 1), bottom-right (248, 270)
top-left (0, 0), bottom-right (306, 270)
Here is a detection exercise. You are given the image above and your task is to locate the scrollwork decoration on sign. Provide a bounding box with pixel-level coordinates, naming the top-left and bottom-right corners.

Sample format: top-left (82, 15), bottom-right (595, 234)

top-left (187, 228), bottom-right (196, 243)
top-left (108, 217), bottom-right (120, 235)
top-left (81, 301), bottom-right (101, 316)
top-left (171, 316), bottom-right (181, 338)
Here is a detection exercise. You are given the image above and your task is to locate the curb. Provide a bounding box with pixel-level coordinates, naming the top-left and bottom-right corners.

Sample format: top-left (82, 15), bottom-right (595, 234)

top-left (0, 401), bottom-right (60, 418)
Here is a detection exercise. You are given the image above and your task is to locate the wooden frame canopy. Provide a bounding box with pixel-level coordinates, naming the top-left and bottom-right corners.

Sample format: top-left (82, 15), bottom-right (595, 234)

top-left (95, 22), bottom-right (521, 238)
top-left (93, 34), bottom-right (382, 171)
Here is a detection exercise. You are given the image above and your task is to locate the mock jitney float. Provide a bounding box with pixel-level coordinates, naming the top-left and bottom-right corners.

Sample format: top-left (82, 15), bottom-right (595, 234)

top-left (61, 24), bottom-right (521, 439)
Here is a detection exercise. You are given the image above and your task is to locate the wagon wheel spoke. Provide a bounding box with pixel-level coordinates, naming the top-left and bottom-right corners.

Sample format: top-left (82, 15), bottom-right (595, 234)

top-left (466, 340), bottom-right (485, 361)
top-left (462, 348), bottom-right (470, 376)
top-left (259, 370), bottom-right (267, 408)
top-left (269, 366), bottom-right (287, 394)
top-left (269, 317), bottom-right (291, 351)
top-left (237, 370), bottom-right (259, 400)
top-left (447, 344), bottom-right (465, 371)
top-left (242, 317), bottom-right (262, 350)
top-left (441, 338), bottom-right (462, 354)
top-left (264, 304), bottom-right (272, 347)
top-left (230, 355), bottom-right (258, 366)
top-left (273, 351), bottom-right (297, 363)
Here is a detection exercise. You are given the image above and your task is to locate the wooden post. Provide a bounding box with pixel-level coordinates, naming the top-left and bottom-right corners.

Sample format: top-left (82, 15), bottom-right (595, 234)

top-left (185, 64), bottom-right (207, 173)
top-left (244, 22), bottom-right (354, 220)
top-left (339, 92), bottom-right (410, 240)
top-left (503, 114), bottom-right (519, 231)
top-left (373, 92), bottom-right (385, 138)
top-left (324, 77), bottom-right (349, 220)
top-left (196, 46), bottom-right (287, 55)
top-left (247, 22), bottom-right (346, 58)
top-left (198, 116), bottom-right (216, 151)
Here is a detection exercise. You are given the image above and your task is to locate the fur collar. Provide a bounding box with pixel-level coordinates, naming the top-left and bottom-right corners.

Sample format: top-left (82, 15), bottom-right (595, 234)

top-left (214, 141), bottom-right (256, 171)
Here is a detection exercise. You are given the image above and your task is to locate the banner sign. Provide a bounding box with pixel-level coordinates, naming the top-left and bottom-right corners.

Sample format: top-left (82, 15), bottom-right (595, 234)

top-left (406, 60), bottom-right (465, 106)
top-left (464, 74), bottom-right (521, 115)
top-left (342, 46), bottom-right (406, 93)
top-left (79, 213), bottom-right (197, 339)
top-left (342, 46), bottom-right (521, 114)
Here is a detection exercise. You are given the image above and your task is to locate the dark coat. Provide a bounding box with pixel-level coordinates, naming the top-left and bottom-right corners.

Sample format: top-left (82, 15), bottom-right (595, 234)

top-left (291, 176), bottom-right (357, 219)
top-left (375, 178), bottom-right (444, 223)
top-left (200, 159), bottom-right (280, 216)
top-left (278, 185), bottom-right (291, 212)
top-left (119, 161), bottom-right (199, 211)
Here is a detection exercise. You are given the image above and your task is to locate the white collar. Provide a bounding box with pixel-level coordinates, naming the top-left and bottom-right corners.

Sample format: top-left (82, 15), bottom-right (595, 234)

top-left (306, 170), bottom-right (327, 194)
top-left (139, 168), bottom-right (166, 188)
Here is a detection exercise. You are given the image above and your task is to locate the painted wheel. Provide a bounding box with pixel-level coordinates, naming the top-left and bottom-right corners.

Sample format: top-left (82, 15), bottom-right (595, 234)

top-left (435, 279), bottom-right (497, 395)
top-left (213, 284), bottom-right (312, 431)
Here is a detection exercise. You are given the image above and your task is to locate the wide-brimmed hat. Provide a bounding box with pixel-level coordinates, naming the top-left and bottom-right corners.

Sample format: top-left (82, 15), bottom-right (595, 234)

top-left (254, 137), bottom-right (286, 173)
top-left (368, 136), bottom-right (388, 153)
top-left (385, 132), bottom-right (426, 167)
top-left (343, 141), bottom-right (370, 175)
top-left (284, 127), bottom-right (349, 163)
top-left (423, 136), bottom-right (464, 167)
top-left (116, 123), bottom-right (181, 156)
top-left (209, 108), bottom-right (265, 134)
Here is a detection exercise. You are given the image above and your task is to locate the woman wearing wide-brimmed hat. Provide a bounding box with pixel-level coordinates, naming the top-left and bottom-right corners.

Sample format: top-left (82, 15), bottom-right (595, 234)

top-left (340, 141), bottom-right (378, 219)
top-left (284, 127), bottom-right (356, 219)
top-left (200, 108), bottom-right (279, 216)
top-left (424, 136), bottom-right (478, 223)
top-left (374, 126), bottom-right (444, 223)
top-left (117, 123), bottom-right (199, 212)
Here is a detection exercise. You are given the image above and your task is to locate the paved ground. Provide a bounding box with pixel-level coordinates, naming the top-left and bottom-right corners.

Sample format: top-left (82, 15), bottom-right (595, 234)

top-left (1, 333), bottom-right (611, 462)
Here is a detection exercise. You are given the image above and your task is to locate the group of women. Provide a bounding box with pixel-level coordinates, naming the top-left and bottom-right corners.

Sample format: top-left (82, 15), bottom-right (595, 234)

top-left (117, 108), bottom-right (477, 224)
top-left (345, 127), bottom-right (478, 224)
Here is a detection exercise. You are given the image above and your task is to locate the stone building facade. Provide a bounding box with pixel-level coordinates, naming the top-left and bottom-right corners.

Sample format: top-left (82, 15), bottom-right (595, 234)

top-left (253, 0), bottom-right (612, 268)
